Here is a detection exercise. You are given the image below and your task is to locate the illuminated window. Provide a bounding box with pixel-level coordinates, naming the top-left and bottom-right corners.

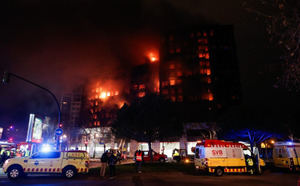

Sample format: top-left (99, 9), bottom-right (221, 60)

top-left (97, 121), bottom-right (100, 126)
top-left (139, 84), bottom-right (145, 89)
top-left (169, 64), bottom-right (175, 69)
top-left (138, 92), bottom-right (146, 98)
top-left (170, 79), bottom-right (176, 86)
top-left (205, 53), bottom-right (210, 59)
top-left (203, 32), bottom-right (207, 37)
top-left (93, 114), bottom-right (97, 119)
top-left (133, 84), bottom-right (138, 89)
top-left (207, 69), bottom-right (211, 76)
top-left (177, 71), bottom-right (182, 76)
top-left (198, 53), bottom-right (204, 58)
top-left (205, 46), bottom-right (209, 51)
top-left (197, 39), bottom-right (202, 43)
top-left (94, 121), bottom-right (97, 126)
top-left (171, 96), bottom-right (176, 102)
top-left (95, 101), bottom-right (98, 106)
top-left (209, 93), bottom-right (214, 101)
top-left (90, 109), bottom-right (94, 114)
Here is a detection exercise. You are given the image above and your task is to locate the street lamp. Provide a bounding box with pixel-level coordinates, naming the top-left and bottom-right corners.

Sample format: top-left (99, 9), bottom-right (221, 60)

top-left (2, 71), bottom-right (61, 148)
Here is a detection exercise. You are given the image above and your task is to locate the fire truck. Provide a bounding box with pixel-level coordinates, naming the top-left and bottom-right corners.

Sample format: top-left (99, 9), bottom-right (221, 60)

top-left (194, 140), bottom-right (265, 176)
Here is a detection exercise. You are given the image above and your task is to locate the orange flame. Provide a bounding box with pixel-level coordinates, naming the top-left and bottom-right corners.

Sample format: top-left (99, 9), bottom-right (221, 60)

top-left (147, 52), bottom-right (159, 63)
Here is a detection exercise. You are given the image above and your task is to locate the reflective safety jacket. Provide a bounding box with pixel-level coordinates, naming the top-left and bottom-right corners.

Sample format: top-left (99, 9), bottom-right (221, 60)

top-left (136, 152), bottom-right (143, 161)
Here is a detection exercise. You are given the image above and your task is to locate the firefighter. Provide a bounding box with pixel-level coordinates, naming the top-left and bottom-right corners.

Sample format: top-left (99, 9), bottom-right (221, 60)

top-left (134, 150), bottom-right (144, 173)
top-left (172, 148), bottom-right (181, 163)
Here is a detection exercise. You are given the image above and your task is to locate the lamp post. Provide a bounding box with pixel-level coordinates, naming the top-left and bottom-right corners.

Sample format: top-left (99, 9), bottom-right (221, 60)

top-left (2, 71), bottom-right (61, 147)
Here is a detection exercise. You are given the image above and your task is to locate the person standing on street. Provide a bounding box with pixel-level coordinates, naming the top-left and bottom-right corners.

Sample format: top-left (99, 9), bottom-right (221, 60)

top-left (100, 151), bottom-right (108, 178)
top-left (107, 151), bottom-right (117, 179)
top-left (135, 150), bottom-right (143, 173)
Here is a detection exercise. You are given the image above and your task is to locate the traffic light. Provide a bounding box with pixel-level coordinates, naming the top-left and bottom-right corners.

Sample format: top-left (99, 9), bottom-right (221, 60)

top-left (59, 123), bottom-right (63, 128)
top-left (2, 71), bottom-right (10, 84)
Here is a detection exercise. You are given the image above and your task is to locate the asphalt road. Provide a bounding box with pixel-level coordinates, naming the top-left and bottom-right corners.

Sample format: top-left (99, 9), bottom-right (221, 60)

top-left (0, 170), bottom-right (299, 186)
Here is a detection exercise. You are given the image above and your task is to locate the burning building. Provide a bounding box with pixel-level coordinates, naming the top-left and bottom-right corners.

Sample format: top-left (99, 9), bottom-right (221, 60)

top-left (86, 81), bottom-right (122, 127)
top-left (160, 25), bottom-right (241, 120)
top-left (130, 55), bottom-right (160, 100)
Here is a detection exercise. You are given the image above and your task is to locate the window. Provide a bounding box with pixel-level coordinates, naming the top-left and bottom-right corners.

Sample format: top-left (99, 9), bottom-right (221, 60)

top-left (206, 69), bottom-right (211, 76)
top-left (169, 64), bottom-right (175, 69)
top-left (31, 152), bottom-right (61, 159)
top-left (170, 79), bottom-right (176, 86)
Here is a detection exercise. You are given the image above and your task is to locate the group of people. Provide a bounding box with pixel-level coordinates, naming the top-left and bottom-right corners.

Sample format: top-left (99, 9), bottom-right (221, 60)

top-left (99, 149), bottom-right (144, 179)
top-left (100, 150), bottom-right (117, 179)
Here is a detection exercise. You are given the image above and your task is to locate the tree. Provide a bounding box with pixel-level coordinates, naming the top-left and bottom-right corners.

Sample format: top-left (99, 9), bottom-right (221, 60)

top-left (243, 0), bottom-right (300, 91)
top-left (112, 94), bottom-right (183, 161)
top-left (224, 128), bottom-right (281, 152)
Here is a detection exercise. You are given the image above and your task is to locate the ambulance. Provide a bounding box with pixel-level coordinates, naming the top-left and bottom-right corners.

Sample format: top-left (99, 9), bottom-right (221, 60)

top-left (3, 150), bottom-right (89, 179)
top-left (194, 140), bottom-right (265, 176)
top-left (273, 141), bottom-right (300, 171)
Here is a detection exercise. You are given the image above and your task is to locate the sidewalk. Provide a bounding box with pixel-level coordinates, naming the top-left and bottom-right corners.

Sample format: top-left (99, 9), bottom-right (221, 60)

top-left (89, 159), bottom-right (134, 168)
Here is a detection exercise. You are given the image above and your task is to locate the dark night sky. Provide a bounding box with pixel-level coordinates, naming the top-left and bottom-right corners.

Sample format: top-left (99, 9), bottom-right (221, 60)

top-left (0, 0), bottom-right (298, 136)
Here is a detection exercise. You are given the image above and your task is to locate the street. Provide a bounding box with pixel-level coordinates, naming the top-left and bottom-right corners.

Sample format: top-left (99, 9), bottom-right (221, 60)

top-left (0, 170), bottom-right (299, 186)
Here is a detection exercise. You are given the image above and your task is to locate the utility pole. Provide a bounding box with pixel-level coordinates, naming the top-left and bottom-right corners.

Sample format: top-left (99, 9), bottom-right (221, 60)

top-left (2, 71), bottom-right (61, 149)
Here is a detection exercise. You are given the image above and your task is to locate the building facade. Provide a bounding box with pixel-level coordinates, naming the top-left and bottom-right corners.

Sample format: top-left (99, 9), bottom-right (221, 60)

top-left (160, 25), bottom-right (241, 120)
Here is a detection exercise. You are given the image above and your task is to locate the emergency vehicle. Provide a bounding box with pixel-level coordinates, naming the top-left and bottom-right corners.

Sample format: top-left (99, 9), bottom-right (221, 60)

top-left (194, 140), bottom-right (265, 176)
top-left (273, 141), bottom-right (300, 171)
top-left (3, 150), bottom-right (89, 179)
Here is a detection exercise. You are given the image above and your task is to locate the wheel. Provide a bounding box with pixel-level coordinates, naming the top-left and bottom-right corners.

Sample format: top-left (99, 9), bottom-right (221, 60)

top-left (159, 158), bottom-right (165, 163)
top-left (63, 167), bottom-right (77, 179)
top-left (7, 165), bottom-right (23, 180)
top-left (215, 167), bottom-right (224, 176)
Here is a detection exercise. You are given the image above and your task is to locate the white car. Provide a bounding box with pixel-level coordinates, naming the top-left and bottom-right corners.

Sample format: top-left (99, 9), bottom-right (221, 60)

top-left (3, 150), bottom-right (89, 179)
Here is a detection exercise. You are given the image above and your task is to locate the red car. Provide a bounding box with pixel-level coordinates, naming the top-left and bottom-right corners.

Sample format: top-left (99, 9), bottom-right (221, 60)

top-left (141, 150), bottom-right (168, 163)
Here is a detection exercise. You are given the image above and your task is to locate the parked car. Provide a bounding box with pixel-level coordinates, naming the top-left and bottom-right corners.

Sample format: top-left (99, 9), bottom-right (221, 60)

top-left (141, 150), bottom-right (168, 163)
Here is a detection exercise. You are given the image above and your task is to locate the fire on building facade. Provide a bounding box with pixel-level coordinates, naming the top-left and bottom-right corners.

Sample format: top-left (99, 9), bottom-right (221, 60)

top-left (61, 25), bottom-right (241, 158)
top-left (160, 25), bottom-right (241, 120)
